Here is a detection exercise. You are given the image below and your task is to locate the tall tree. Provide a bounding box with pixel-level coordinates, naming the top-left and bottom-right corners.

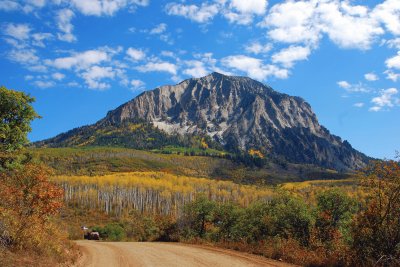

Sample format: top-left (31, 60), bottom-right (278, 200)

top-left (0, 86), bottom-right (40, 169)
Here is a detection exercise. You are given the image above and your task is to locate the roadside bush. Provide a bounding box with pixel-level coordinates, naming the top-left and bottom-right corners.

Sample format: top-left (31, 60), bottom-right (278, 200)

top-left (239, 201), bottom-right (270, 243)
top-left (180, 195), bottom-right (216, 239)
top-left (266, 193), bottom-right (313, 246)
top-left (211, 202), bottom-right (245, 242)
top-left (351, 159), bottom-right (400, 266)
top-left (93, 223), bottom-right (126, 241)
top-left (121, 211), bottom-right (161, 241)
top-left (315, 188), bottom-right (357, 244)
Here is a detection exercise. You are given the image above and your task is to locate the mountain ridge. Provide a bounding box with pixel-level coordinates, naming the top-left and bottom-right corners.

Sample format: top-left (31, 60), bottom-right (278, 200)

top-left (36, 72), bottom-right (369, 171)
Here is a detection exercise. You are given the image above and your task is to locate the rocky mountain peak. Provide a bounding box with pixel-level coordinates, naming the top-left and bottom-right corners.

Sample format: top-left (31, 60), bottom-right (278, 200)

top-left (40, 73), bottom-right (369, 171)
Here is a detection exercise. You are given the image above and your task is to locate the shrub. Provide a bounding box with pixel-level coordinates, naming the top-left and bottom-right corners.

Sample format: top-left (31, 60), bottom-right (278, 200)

top-left (93, 223), bottom-right (126, 241)
top-left (351, 159), bottom-right (400, 266)
top-left (180, 195), bottom-right (216, 239)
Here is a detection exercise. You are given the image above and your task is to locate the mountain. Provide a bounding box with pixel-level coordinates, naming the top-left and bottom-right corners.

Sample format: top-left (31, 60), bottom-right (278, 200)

top-left (36, 72), bottom-right (369, 171)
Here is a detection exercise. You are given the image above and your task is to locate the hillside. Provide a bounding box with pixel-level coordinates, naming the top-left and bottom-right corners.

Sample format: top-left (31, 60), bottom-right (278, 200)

top-left (31, 147), bottom-right (351, 184)
top-left (36, 72), bottom-right (369, 171)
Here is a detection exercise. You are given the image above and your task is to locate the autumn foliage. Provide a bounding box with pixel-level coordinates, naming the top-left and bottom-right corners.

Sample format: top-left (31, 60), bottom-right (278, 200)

top-left (0, 86), bottom-right (75, 266)
top-left (0, 164), bottom-right (70, 263)
top-left (351, 159), bottom-right (400, 266)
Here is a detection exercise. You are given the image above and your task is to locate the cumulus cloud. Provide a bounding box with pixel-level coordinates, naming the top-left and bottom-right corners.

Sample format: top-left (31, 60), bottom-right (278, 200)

top-left (259, 0), bottom-right (319, 45)
top-left (245, 42), bottom-right (272, 55)
top-left (385, 70), bottom-right (400, 82)
top-left (130, 79), bottom-right (145, 90)
top-left (56, 9), bottom-right (76, 42)
top-left (337, 81), bottom-right (351, 89)
top-left (33, 80), bottom-right (55, 88)
top-left (0, 0), bottom-right (48, 13)
top-left (137, 61), bottom-right (178, 75)
top-left (81, 65), bottom-right (116, 89)
top-left (47, 49), bottom-right (110, 70)
top-left (337, 81), bottom-right (370, 93)
top-left (3, 23), bottom-right (31, 40)
top-left (165, 2), bottom-right (219, 23)
top-left (166, 0), bottom-right (267, 25)
top-left (69, 0), bottom-right (149, 16)
top-left (221, 55), bottom-right (288, 80)
top-left (149, 23), bottom-right (167, 34)
top-left (386, 52), bottom-right (400, 69)
top-left (372, 0), bottom-right (400, 36)
top-left (224, 0), bottom-right (268, 25)
top-left (387, 38), bottom-right (400, 49)
top-left (370, 88), bottom-right (399, 111)
top-left (353, 102), bottom-right (364, 108)
top-left (31, 32), bottom-right (52, 47)
top-left (318, 1), bottom-right (383, 50)
top-left (272, 45), bottom-right (311, 68)
top-left (182, 52), bottom-right (222, 78)
top-left (364, 72), bottom-right (379, 81)
top-left (52, 72), bottom-right (65, 80)
top-left (0, 1), bottom-right (20, 11)
top-left (229, 0), bottom-right (267, 15)
top-left (183, 60), bottom-right (209, 78)
top-left (261, 0), bottom-right (384, 50)
top-left (126, 47), bottom-right (145, 61)
top-left (8, 48), bottom-right (39, 64)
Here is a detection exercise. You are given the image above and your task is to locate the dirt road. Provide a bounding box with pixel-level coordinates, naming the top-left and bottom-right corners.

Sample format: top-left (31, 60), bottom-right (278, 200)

top-left (75, 241), bottom-right (292, 267)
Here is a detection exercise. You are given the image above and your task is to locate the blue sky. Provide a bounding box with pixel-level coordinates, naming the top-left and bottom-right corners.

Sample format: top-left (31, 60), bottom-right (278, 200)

top-left (0, 0), bottom-right (399, 159)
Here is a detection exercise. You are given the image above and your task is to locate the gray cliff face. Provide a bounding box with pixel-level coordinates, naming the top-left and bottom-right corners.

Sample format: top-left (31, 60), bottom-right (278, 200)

top-left (101, 72), bottom-right (368, 170)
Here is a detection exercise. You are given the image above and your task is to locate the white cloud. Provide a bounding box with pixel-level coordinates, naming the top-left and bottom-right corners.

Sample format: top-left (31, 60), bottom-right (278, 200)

top-left (137, 61), bottom-right (178, 75)
top-left (81, 65), bottom-right (116, 89)
top-left (224, 0), bottom-right (268, 25)
top-left (353, 102), bottom-right (364, 108)
top-left (8, 48), bottom-right (39, 64)
top-left (150, 23), bottom-right (167, 34)
top-left (126, 47), bottom-right (145, 61)
top-left (370, 88), bottom-right (399, 111)
top-left (0, 1), bottom-right (20, 11)
top-left (261, 0), bottom-right (384, 50)
top-left (387, 38), bottom-right (400, 49)
top-left (385, 70), bottom-right (400, 82)
top-left (32, 32), bottom-right (52, 47)
top-left (25, 74), bottom-right (34, 80)
top-left (28, 0), bottom-right (46, 8)
top-left (318, 1), bottom-right (383, 50)
top-left (56, 9), bottom-right (76, 42)
top-left (337, 81), bottom-right (370, 93)
top-left (229, 0), bottom-right (267, 15)
top-left (52, 72), bottom-right (65, 80)
top-left (161, 51), bottom-right (175, 58)
top-left (369, 106), bottom-right (381, 112)
top-left (0, 0), bottom-right (50, 13)
top-left (130, 79), bottom-right (145, 90)
top-left (165, 2), bottom-right (219, 23)
top-left (372, 0), bottom-right (400, 36)
top-left (364, 72), bottom-right (379, 81)
top-left (70, 0), bottom-right (149, 16)
top-left (3, 23), bottom-right (31, 40)
top-left (271, 45), bottom-right (311, 68)
top-left (386, 52), bottom-right (400, 69)
top-left (337, 81), bottom-right (351, 89)
top-left (183, 60), bottom-right (209, 78)
top-left (33, 80), bottom-right (55, 88)
top-left (47, 49), bottom-right (109, 69)
top-left (221, 55), bottom-right (288, 80)
top-left (245, 42), bottom-right (272, 55)
top-left (260, 0), bottom-right (319, 45)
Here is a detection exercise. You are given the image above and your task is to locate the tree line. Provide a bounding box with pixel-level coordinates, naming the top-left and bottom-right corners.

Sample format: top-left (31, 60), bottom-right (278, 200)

top-left (84, 159), bottom-right (400, 266)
